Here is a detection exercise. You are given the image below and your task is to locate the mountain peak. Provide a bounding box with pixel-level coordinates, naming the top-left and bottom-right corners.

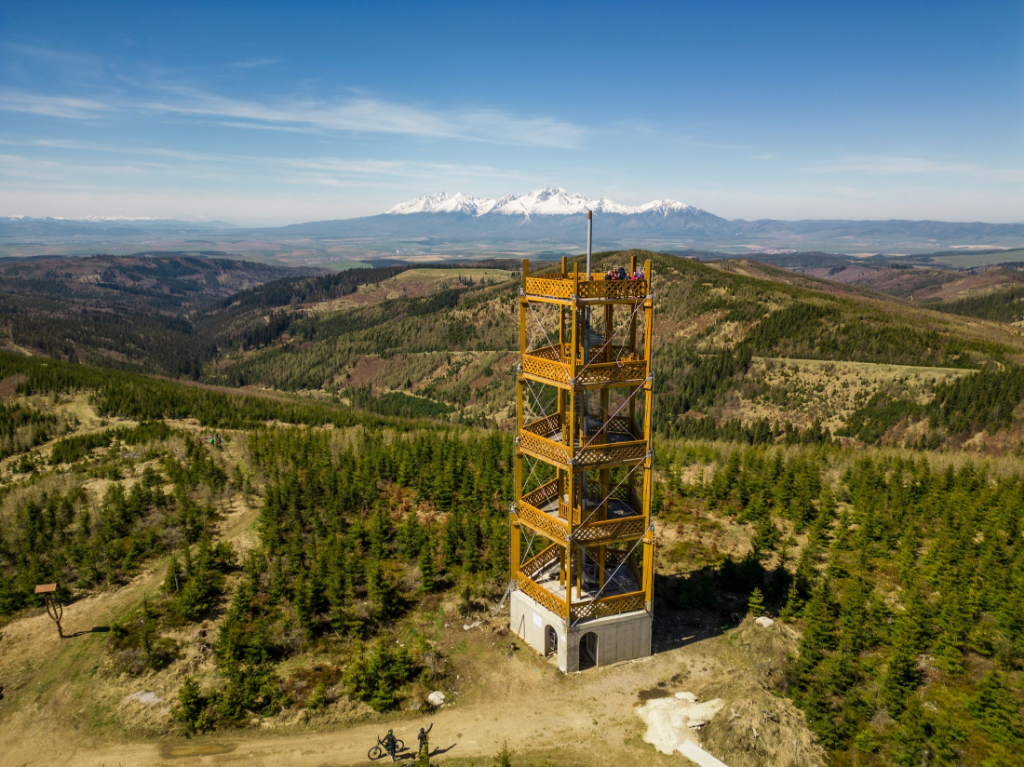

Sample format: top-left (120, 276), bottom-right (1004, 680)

top-left (383, 189), bottom-right (702, 218)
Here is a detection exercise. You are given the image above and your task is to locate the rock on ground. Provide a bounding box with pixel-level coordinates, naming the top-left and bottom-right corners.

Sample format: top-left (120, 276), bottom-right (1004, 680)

top-left (635, 692), bottom-right (725, 755)
top-left (125, 691), bottom-right (162, 706)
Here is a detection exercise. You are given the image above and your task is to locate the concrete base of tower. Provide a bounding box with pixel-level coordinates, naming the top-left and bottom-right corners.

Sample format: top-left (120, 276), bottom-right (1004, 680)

top-left (510, 590), bottom-right (653, 672)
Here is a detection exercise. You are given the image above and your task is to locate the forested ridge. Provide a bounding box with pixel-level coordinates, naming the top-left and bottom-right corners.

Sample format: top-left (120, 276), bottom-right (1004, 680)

top-left (4, 251), bottom-right (1024, 447)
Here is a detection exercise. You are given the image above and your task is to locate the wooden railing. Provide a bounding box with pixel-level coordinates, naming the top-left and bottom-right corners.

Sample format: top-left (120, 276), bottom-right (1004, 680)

top-left (518, 573), bottom-right (565, 616)
top-left (517, 499), bottom-right (569, 544)
top-left (523, 276), bottom-right (574, 300)
top-left (570, 589), bottom-right (647, 621)
top-left (519, 428), bottom-right (647, 470)
top-left (519, 430), bottom-right (573, 465)
top-left (573, 515), bottom-right (646, 544)
top-left (524, 275), bottom-right (648, 302)
top-left (573, 440), bottom-right (648, 468)
top-left (522, 346), bottom-right (647, 388)
top-left (522, 479), bottom-right (558, 509)
top-left (575, 359), bottom-right (648, 387)
top-left (520, 544), bottom-right (560, 580)
top-left (522, 352), bottom-right (573, 384)
top-left (522, 413), bottom-right (562, 439)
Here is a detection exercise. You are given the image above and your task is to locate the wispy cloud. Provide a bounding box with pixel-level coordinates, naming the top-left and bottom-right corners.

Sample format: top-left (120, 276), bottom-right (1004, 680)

top-left (807, 155), bottom-right (1023, 183)
top-left (0, 90), bottom-right (109, 119)
top-left (229, 58), bottom-right (278, 69)
top-left (286, 158), bottom-right (502, 178)
top-left (1, 42), bottom-right (104, 74)
top-left (0, 82), bottom-right (587, 148)
top-left (8, 136), bottom-right (515, 179)
top-left (0, 138), bottom-right (531, 194)
top-left (134, 86), bottom-right (587, 147)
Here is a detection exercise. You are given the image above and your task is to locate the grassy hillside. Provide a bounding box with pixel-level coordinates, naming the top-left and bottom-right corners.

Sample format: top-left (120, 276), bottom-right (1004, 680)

top-left (3, 251), bottom-right (1024, 450)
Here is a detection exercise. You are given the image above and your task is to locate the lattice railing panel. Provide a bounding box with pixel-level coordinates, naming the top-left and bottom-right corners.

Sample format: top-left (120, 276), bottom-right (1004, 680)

top-left (574, 516), bottom-right (646, 544)
top-left (522, 479), bottom-right (558, 508)
top-left (518, 574), bottom-right (565, 616)
top-left (607, 416), bottom-right (639, 436)
top-left (570, 590), bottom-right (647, 621)
top-left (519, 431), bottom-right (572, 465)
top-left (517, 501), bottom-right (568, 544)
top-left (524, 277), bottom-right (574, 299)
top-left (524, 276), bottom-right (649, 302)
top-left (605, 548), bottom-right (630, 567)
top-left (575, 440), bottom-right (648, 468)
top-left (577, 360), bottom-right (648, 386)
top-left (578, 483), bottom-right (629, 504)
top-left (527, 344), bottom-right (561, 361)
top-left (520, 544), bottom-right (561, 579)
top-left (523, 413), bottom-right (562, 438)
top-left (522, 354), bottom-right (572, 383)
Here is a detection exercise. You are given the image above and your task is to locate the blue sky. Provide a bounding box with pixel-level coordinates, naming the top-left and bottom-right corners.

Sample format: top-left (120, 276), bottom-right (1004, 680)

top-left (1, 0), bottom-right (1021, 225)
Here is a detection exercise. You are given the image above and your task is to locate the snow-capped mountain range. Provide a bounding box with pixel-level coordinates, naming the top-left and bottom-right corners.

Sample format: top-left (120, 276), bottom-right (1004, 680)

top-left (385, 188), bottom-right (699, 218)
top-left (4, 188), bottom-right (1022, 248)
top-left (265, 187), bottom-right (730, 240)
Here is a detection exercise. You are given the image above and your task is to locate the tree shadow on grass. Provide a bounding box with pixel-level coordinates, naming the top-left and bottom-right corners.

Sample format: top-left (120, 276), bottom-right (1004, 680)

top-left (652, 557), bottom-right (787, 653)
top-left (65, 625), bottom-right (111, 639)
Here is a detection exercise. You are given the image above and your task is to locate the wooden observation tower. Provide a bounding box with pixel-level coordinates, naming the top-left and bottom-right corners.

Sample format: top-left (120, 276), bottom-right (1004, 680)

top-left (510, 214), bottom-right (654, 672)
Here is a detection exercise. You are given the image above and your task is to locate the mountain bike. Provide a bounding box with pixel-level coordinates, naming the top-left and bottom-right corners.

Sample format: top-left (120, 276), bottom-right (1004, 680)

top-left (368, 734), bottom-right (405, 761)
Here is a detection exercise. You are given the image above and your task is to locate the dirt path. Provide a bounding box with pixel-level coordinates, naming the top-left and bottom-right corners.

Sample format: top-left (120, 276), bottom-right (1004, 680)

top-left (1, 608), bottom-right (816, 767)
top-left (0, 645), bottom-right (698, 767)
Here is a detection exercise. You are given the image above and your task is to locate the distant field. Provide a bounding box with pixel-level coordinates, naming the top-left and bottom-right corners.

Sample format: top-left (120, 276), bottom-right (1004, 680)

top-left (724, 356), bottom-right (971, 431)
top-left (391, 267), bottom-right (513, 281)
top-left (929, 248), bottom-right (1024, 268)
top-left (304, 266), bottom-right (515, 314)
top-left (320, 258), bottom-right (369, 271)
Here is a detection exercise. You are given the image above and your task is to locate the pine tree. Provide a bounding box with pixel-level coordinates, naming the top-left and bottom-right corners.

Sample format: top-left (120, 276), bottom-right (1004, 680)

top-left (933, 583), bottom-right (970, 675)
top-left (419, 540), bottom-right (437, 593)
top-left (747, 587), bottom-right (765, 617)
top-left (892, 697), bottom-right (931, 767)
top-left (881, 616), bottom-right (921, 716)
top-left (750, 516), bottom-right (781, 562)
top-left (967, 671), bottom-right (1024, 747)
top-left (897, 527), bottom-right (921, 587)
top-left (397, 508), bottom-right (424, 560)
top-left (440, 513), bottom-right (460, 570)
top-left (779, 581), bottom-right (802, 621)
top-left (163, 554), bottom-right (183, 593)
top-left (793, 579), bottom-right (838, 680)
top-left (366, 561), bottom-right (401, 621)
top-left (175, 676), bottom-right (213, 736)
